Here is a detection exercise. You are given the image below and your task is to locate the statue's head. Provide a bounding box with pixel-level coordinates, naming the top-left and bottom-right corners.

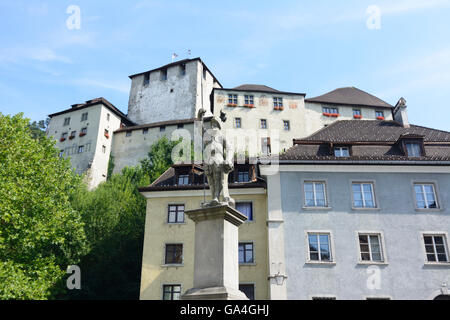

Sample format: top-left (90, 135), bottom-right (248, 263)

top-left (210, 116), bottom-right (222, 130)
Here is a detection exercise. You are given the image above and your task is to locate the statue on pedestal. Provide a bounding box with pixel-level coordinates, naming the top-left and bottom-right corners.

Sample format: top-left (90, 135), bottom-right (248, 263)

top-left (198, 108), bottom-right (235, 208)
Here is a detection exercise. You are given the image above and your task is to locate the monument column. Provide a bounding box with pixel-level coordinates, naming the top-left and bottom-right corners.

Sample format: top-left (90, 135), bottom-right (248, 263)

top-left (181, 204), bottom-right (249, 300)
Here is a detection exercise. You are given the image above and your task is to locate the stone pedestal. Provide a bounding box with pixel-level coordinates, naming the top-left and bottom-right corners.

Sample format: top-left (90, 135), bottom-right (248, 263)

top-left (182, 204), bottom-right (249, 300)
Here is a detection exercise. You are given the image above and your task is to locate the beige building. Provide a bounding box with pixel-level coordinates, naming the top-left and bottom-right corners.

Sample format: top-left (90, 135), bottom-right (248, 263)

top-left (138, 163), bottom-right (269, 300)
top-left (46, 98), bottom-right (133, 189)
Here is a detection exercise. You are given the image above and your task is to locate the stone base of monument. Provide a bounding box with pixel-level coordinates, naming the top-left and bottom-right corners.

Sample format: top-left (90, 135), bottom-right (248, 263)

top-left (182, 286), bottom-right (248, 300)
top-left (181, 204), bottom-right (249, 301)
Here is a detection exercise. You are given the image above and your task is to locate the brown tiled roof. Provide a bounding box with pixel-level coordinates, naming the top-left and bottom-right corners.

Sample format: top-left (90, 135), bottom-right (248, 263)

top-left (280, 120), bottom-right (450, 163)
top-left (298, 120), bottom-right (450, 143)
top-left (48, 97), bottom-right (135, 126)
top-left (305, 87), bottom-right (393, 108)
top-left (233, 84), bottom-right (280, 92)
top-left (114, 118), bottom-right (197, 133)
top-left (139, 163), bottom-right (266, 192)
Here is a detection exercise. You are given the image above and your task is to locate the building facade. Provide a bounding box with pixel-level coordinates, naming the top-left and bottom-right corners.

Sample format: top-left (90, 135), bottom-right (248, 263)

top-left (261, 117), bottom-right (450, 300)
top-left (138, 163), bottom-right (269, 300)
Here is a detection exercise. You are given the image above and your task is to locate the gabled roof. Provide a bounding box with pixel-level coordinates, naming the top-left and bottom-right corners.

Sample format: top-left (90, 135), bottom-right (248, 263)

top-left (305, 87), bottom-right (393, 108)
top-left (48, 97), bottom-right (135, 126)
top-left (128, 57), bottom-right (223, 88)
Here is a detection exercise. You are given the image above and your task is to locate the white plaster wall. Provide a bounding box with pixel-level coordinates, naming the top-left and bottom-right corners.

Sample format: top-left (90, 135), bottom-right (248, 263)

top-left (111, 123), bottom-right (195, 174)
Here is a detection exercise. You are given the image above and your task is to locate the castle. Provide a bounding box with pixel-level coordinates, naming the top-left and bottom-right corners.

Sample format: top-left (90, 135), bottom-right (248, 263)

top-left (46, 57), bottom-right (400, 189)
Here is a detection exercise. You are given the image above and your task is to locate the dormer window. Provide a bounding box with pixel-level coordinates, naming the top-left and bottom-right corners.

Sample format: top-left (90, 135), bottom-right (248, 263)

top-left (238, 171), bottom-right (249, 183)
top-left (334, 146), bottom-right (350, 157)
top-left (405, 142), bottom-right (422, 157)
top-left (178, 174), bottom-right (189, 185)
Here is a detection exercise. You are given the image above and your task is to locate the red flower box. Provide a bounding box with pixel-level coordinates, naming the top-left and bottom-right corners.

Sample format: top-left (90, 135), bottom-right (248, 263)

top-left (60, 138), bottom-right (66, 142)
top-left (227, 103), bottom-right (237, 107)
top-left (331, 113), bottom-right (340, 117)
top-left (79, 132), bottom-right (86, 137)
top-left (104, 133), bottom-right (110, 139)
top-left (69, 136), bottom-right (75, 140)
top-left (376, 116), bottom-right (385, 120)
top-left (353, 115), bottom-right (363, 119)
top-left (244, 104), bottom-right (255, 108)
top-left (323, 112), bottom-right (331, 116)
top-left (274, 106), bottom-right (284, 111)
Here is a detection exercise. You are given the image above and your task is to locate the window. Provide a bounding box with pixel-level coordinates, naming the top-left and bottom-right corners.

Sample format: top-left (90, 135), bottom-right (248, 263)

top-left (81, 127), bottom-right (87, 134)
top-left (180, 64), bottom-right (186, 76)
top-left (78, 145), bottom-right (84, 153)
top-left (81, 112), bottom-right (88, 121)
top-left (423, 235), bottom-right (449, 263)
top-left (61, 132), bottom-right (68, 139)
top-left (283, 120), bottom-right (290, 131)
top-left (161, 69), bottom-right (167, 80)
top-left (352, 183), bottom-right (376, 208)
top-left (273, 97), bottom-right (283, 108)
top-left (236, 202), bottom-right (253, 221)
top-left (239, 284), bottom-right (255, 300)
top-left (69, 131), bottom-right (76, 138)
top-left (63, 117), bottom-right (70, 126)
top-left (203, 68), bottom-right (207, 79)
top-left (244, 95), bottom-right (254, 105)
top-left (177, 124), bottom-right (184, 129)
top-left (304, 181), bottom-right (327, 207)
top-left (323, 107), bottom-right (339, 115)
top-left (163, 285), bottom-right (181, 300)
top-left (414, 183), bottom-right (438, 209)
top-left (334, 146), bottom-right (350, 157)
top-left (261, 137), bottom-right (271, 155)
top-left (260, 119), bottom-right (267, 129)
top-left (178, 174), bottom-right (189, 185)
top-left (102, 145), bottom-right (106, 153)
top-left (143, 128), bottom-right (148, 134)
top-left (239, 243), bottom-right (254, 264)
top-left (376, 111), bottom-right (384, 119)
top-left (165, 244), bottom-right (183, 264)
top-left (358, 234), bottom-right (384, 262)
top-left (160, 125), bottom-right (166, 132)
top-left (104, 129), bottom-right (109, 138)
top-left (353, 109), bottom-right (362, 116)
top-left (406, 142), bottom-right (422, 157)
top-left (59, 150), bottom-right (64, 158)
top-left (234, 118), bottom-right (242, 128)
top-left (143, 73), bottom-right (150, 86)
top-left (168, 205), bottom-right (185, 223)
top-left (126, 131), bottom-right (132, 137)
top-left (238, 171), bottom-right (249, 183)
top-left (107, 113), bottom-right (110, 121)
top-left (307, 233), bottom-right (332, 262)
top-left (228, 94), bottom-right (238, 105)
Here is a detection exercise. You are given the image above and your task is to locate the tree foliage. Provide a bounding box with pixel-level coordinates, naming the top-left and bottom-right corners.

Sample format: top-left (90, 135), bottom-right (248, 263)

top-left (0, 113), bottom-right (87, 299)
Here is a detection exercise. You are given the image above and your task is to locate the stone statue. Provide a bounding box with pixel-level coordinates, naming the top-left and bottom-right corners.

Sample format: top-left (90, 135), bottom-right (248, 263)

top-left (198, 108), bottom-right (235, 208)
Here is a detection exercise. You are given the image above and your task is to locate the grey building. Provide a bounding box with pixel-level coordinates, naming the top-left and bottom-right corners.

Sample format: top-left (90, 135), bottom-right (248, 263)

top-left (261, 107), bottom-right (450, 300)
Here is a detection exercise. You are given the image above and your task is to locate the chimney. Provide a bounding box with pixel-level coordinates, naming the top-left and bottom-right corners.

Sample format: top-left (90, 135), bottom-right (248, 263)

top-left (393, 97), bottom-right (410, 128)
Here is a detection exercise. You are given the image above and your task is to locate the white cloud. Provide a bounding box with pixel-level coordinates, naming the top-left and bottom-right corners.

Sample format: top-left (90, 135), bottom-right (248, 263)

top-left (71, 78), bottom-right (130, 94)
top-left (0, 47), bottom-right (72, 64)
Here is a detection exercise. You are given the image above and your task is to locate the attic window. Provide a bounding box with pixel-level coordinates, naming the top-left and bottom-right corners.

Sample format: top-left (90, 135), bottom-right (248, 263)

top-left (405, 142), bottom-right (422, 157)
top-left (180, 64), bottom-right (186, 76)
top-left (178, 174), bottom-right (189, 185)
top-left (334, 146), bottom-right (350, 157)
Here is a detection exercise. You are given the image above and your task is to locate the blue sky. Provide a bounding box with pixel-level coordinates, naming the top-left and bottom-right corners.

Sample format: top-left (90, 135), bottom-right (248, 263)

top-left (1, 0), bottom-right (449, 131)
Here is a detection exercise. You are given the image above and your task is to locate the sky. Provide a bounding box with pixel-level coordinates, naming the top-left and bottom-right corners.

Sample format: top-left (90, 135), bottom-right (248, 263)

top-left (0, 0), bottom-right (450, 131)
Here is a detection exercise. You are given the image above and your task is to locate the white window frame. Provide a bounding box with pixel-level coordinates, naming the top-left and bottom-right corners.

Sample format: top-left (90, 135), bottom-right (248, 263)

top-left (356, 231), bottom-right (388, 264)
top-left (244, 95), bottom-right (254, 105)
top-left (228, 94), bottom-right (238, 105)
top-left (351, 181), bottom-right (377, 209)
top-left (413, 182), bottom-right (439, 210)
top-left (177, 174), bottom-right (189, 186)
top-left (421, 232), bottom-right (450, 265)
top-left (334, 146), bottom-right (350, 157)
top-left (167, 204), bottom-right (185, 224)
top-left (305, 231), bottom-right (335, 264)
top-left (303, 181), bottom-right (328, 208)
top-left (405, 142), bottom-right (421, 157)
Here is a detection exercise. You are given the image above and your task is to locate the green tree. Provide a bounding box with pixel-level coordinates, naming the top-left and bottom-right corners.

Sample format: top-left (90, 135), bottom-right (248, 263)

top-left (0, 113), bottom-right (87, 300)
top-left (27, 118), bottom-right (49, 140)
